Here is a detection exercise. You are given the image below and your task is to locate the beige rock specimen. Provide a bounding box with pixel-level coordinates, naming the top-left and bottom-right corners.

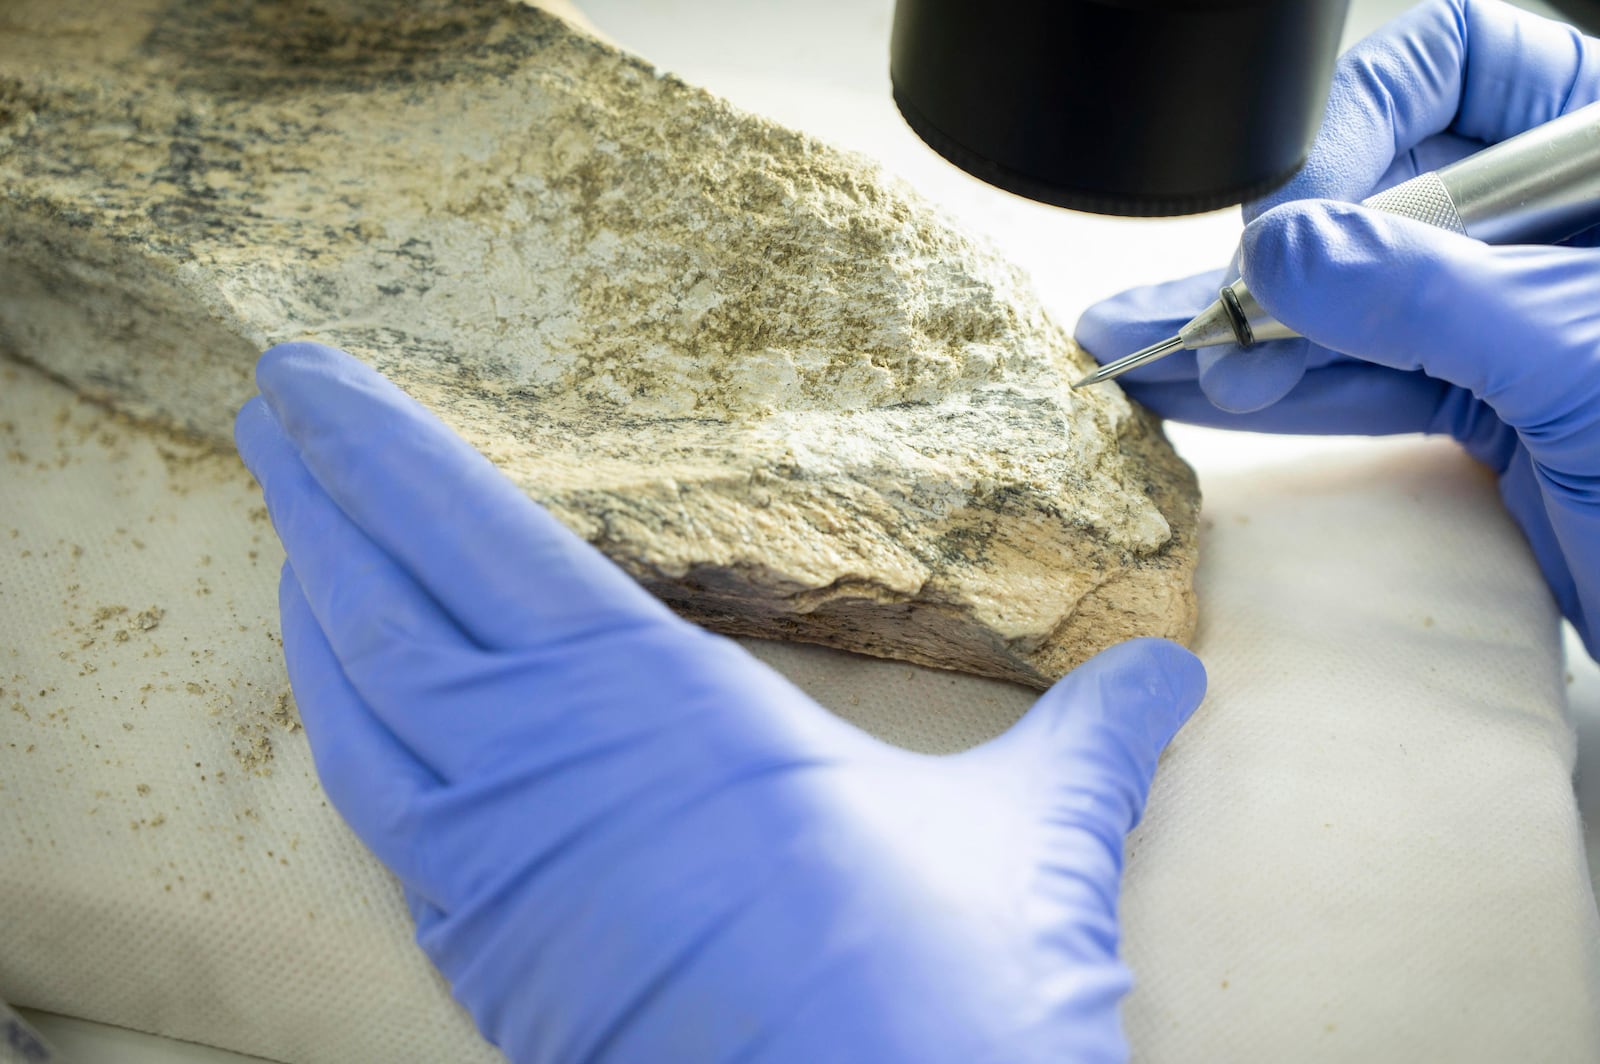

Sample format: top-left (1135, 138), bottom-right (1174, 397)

top-left (0, 0), bottom-right (1198, 687)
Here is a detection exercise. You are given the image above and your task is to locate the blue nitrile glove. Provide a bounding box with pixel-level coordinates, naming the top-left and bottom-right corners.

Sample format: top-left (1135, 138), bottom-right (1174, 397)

top-left (1076, 0), bottom-right (1600, 654)
top-left (234, 341), bottom-right (1206, 1064)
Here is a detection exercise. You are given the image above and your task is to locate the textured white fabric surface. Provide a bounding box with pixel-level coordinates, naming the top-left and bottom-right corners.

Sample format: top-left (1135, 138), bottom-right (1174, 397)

top-left (1120, 443), bottom-right (1600, 1059)
top-left (750, 442), bottom-right (1600, 1061)
top-left (7, 2), bottom-right (1599, 1058)
top-left (5, 355), bottom-right (1600, 1062)
top-left (0, 363), bottom-right (502, 1064)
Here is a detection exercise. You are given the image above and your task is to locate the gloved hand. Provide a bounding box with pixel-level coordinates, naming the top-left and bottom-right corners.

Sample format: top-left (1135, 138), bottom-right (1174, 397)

top-left (235, 341), bottom-right (1206, 1064)
top-left (1076, 0), bottom-right (1600, 654)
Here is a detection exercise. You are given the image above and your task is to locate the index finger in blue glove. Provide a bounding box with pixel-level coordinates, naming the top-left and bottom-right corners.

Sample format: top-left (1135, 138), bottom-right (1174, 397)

top-left (253, 342), bottom-right (678, 653)
top-left (1249, 0), bottom-right (1600, 215)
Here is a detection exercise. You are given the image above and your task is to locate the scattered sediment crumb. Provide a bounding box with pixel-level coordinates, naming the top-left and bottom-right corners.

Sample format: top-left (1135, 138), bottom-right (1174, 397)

top-left (269, 690), bottom-right (301, 732)
top-left (207, 688), bottom-right (306, 777)
top-left (231, 720), bottom-right (275, 775)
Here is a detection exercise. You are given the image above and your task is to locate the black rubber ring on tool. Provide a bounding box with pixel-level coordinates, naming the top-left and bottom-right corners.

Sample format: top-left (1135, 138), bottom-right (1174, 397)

top-left (1218, 285), bottom-right (1254, 348)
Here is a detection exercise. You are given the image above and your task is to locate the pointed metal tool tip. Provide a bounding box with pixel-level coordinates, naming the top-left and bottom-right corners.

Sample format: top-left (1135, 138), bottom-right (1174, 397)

top-left (1072, 335), bottom-right (1185, 389)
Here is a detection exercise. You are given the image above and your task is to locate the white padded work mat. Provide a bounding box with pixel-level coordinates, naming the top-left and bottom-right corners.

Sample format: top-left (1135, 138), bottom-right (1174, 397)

top-left (4, 357), bottom-right (1599, 1062)
top-left (7, 2), bottom-right (1600, 1054)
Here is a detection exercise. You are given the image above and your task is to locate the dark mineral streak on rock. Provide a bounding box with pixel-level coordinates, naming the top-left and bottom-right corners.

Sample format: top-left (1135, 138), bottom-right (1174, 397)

top-left (0, 0), bottom-right (1199, 687)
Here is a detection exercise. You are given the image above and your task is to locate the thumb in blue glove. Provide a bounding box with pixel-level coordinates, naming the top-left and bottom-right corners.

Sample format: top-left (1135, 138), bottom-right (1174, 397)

top-left (1242, 198), bottom-right (1600, 651)
top-left (235, 342), bottom-right (1207, 1064)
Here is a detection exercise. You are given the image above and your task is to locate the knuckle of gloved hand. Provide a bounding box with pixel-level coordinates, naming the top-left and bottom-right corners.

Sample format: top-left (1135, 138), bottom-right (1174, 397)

top-left (1525, 354), bottom-right (1600, 453)
top-left (1406, 247), bottom-right (1464, 326)
top-left (1262, 201), bottom-right (1413, 323)
top-left (1241, 203), bottom-right (1326, 295)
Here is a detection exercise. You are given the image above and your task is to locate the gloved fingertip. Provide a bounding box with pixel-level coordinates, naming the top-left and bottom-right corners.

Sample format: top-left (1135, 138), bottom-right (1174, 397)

top-left (233, 395), bottom-right (288, 480)
top-left (1073, 292), bottom-right (1154, 364)
top-left (1240, 200), bottom-right (1393, 326)
top-left (1018, 638), bottom-right (1207, 771)
top-left (1239, 200), bottom-right (1325, 291)
top-left (1145, 639), bottom-right (1208, 725)
top-left (256, 340), bottom-right (356, 392)
top-left (1196, 340), bottom-right (1310, 413)
top-left (256, 341), bottom-right (395, 438)
top-left (1087, 637), bottom-right (1207, 746)
top-left (1070, 301), bottom-right (1122, 362)
top-left (256, 341), bottom-right (453, 474)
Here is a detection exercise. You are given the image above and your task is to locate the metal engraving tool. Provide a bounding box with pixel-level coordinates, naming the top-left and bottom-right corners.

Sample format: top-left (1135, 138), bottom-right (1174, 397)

top-left (1074, 98), bottom-right (1600, 389)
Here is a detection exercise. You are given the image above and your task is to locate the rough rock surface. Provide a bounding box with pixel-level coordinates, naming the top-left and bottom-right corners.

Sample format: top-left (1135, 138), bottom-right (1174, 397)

top-left (0, 0), bottom-right (1198, 687)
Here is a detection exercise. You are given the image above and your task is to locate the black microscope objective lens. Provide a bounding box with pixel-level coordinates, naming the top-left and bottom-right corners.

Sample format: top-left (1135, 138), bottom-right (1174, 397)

top-left (890, 0), bottom-right (1350, 217)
